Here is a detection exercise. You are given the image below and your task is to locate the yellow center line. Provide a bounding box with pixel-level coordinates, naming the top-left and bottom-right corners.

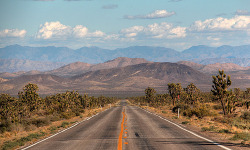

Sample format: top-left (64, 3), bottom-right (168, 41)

top-left (118, 108), bottom-right (125, 150)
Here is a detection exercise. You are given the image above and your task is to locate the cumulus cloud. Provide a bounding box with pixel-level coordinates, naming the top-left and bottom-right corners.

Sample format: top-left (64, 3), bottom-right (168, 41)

top-left (234, 10), bottom-right (250, 16)
top-left (89, 30), bottom-right (105, 37)
top-left (189, 15), bottom-right (250, 31)
top-left (124, 10), bottom-right (175, 19)
top-left (207, 36), bottom-right (220, 41)
top-left (73, 25), bottom-right (88, 38)
top-left (36, 21), bottom-right (105, 40)
top-left (121, 22), bottom-right (186, 39)
top-left (36, 21), bottom-right (71, 39)
top-left (0, 29), bottom-right (27, 38)
top-left (102, 4), bottom-right (118, 9)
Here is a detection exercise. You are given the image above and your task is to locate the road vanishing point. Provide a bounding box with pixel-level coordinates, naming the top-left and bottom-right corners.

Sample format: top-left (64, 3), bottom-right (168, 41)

top-left (23, 100), bottom-right (236, 150)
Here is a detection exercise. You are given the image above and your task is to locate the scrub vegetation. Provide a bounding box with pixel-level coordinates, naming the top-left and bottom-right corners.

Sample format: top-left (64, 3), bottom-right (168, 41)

top-left (0, 84), bottom-right (118, 149)
top-left (129, 70), bottom-right (249, 145)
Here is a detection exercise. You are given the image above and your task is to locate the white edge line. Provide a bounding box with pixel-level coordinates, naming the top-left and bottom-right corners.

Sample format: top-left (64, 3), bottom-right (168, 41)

top-left (21, 107), bottom-right (111, 150)
top-left (137, 106), bottom-right (231, 150)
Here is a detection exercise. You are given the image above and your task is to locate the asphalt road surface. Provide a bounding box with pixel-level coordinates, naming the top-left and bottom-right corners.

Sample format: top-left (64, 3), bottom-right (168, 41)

top-left (24, 100), bottom-right (236, 150)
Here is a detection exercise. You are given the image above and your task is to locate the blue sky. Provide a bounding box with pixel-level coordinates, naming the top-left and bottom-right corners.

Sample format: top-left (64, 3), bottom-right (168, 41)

top-left (0, 0), bottom-right (249, 51)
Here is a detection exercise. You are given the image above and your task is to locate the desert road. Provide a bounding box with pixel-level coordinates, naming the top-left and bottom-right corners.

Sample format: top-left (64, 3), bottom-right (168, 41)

top-left (23, 100), bottom-right (236, 150)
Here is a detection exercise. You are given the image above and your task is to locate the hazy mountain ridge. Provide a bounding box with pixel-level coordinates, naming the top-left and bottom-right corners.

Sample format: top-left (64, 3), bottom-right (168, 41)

top-left (1, 57), bottom-right (249, 79)
top-left (1, 57), bottom-right (151, 78)
top-left (0, 58), bottom-right (249, 95)
top-left (182, 45), bottom-right (250, 59)
top-left (0, 45), bottom-right (249, 72)
top-left (0, 59), bottom-right (67, 72)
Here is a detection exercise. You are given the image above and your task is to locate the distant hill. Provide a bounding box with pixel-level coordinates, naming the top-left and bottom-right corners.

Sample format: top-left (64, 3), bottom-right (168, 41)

top-left (0, 74), bottom-right (68, 95)
top-left (35, 57), bottom-right (151, 77)
top-left (1, 60), bottom-right (249, 95)
top-left (192, 58), bottom-right (250, 67)
top-left (0, 45), bottom-right (249, 72)
top-left (177, 61), bottom-right (250, 89)
top-left (177, 61), bottom-right (204, 71)
top-left (47, 62), bottom-right (92, 77)
top-left (0, 62), bottom-right (210, 94)
top-left (201, 63), bottom-right (250, 73)
top-left (178, 61), bottom-right (250, 74)
top-left (72, 62), bottom-right (209, 86)
top-left (0, 57), bottom-right (151, 78)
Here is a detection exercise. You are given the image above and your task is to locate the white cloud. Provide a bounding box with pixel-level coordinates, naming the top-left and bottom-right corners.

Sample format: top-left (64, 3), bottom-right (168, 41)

top-left (36, 21), bottom-right (71, 39)
top-left (0, 29), bottom-right (27, 38)
top-left (36, 21), bottom-right (105, 40)
top-left (104, 34), bottom-right (119, 40)
top-left (168, 26), bottom-right (187, 38)
top-left (121, 26), bottom-right (144, 37)
top-left (121, 22), bottom-right (186, 39)
top-left (207, 36), bottom-right (220, 41)
top-left (189, 15), bottom-right (250, 31)
top-left (124, 10), bottom-right (175, 19)
top-left (235, 10), bottom-right (250, 16)
top-left (73, 25), bottom-right (88, 38)
top-left (89, 30), bottom-right (105, 37)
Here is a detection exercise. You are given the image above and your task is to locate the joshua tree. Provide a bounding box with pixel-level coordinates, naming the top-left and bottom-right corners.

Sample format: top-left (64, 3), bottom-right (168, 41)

top-left (185, 83), bottom-right (200, 104)
top-left (211, 70), bottom-right (232, 115)
top-left (168, 83), bottom-right (182, 106)
top-left (19, 83), bottom-right (40, 113)
top-left (145, 87), bottom-right (156, 104)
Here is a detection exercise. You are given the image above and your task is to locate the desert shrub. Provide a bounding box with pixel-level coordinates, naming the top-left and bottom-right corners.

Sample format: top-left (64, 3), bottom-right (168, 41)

top-left (218, 129), bottom-right (231, 133)
top-left (60, 112), bottom-right (74, 119)
top-left (213, 104), bottom-right (223, 110)
top-left (172, 116), bottom-right (178, 119)
top-left (240, 111), bottom-right (250, 120)
top-left (193, 106), bottom-right (210, 118)
top-left (60, 122), bottom-right (69, 128)
top-left (183, 105), bottom-right (210, 118)
top-left (75, 111), bottom-right (81, 116)
top-left (31, 117), bottom-right (51, 127)
top-left (181, 121), bottom-right (189, 124)
top-left (48, 114), bottom-right (61, 122)
top-left (162, 110), bottom-right (167, 114)
top-left (49, 126), bottom-right (57, 133)
top-left (230, 132), bottom-right (250, 141)
top-left (201, 126), bottom-right (218, 132)
top-left (182, 108), bottom-right (193, 117)
top-left (232, 121), bottom-right (249, 130)
top-left (2, 140), bottom-right (19, 150)
top-left (172, 104), bottom-right (190, 113)
top-left (1, 132), bottom-right (45, 150)
top-left (213, 116), bottom-right (232, 124)
top-left (0, 120), bottom-right (11, 133)
top-left (230, 116), bottom-right (250, 130)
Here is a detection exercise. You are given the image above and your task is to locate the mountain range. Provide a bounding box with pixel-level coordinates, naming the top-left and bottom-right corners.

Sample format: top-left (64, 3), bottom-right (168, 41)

top-left (0, 57), bottom-right (249, 95)
top-left (0, 61), bottom-right (210, 95)
top-left (0, 44), bottom-right (249, 73)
